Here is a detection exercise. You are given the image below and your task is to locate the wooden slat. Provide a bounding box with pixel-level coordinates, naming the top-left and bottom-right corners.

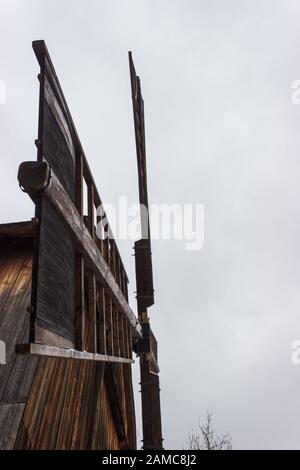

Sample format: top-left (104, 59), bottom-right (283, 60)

top-left (128, 322), bottom-right (132, 360)
top-left (0, 404), bottom-right (25, 450)
top-left (120, 316), bottom-right (126, 359)
top-left (75, 153), bottom-right (83, 217)
top-left (97, 287), bottom-right (106, 355)
top-left (87, 183), bottom-right (95, 238)
top-left (106, 297), bottom-right (114, 357)
top-left (118, 312), bottom-right (123, 358)
top-left (0, 220), bottom-right (39, 240)
top-left (86, 273), bottom-right (97, 353)
top-left (103, 235), bottom-right (109, 266)
top-left (16, 343), bottom-right (133, 364)
top-left (75, 254), bottom-right (85, 351)
top-left (124, 319), bottom-right (129, 359)
top-left (113, 307), bottom-right (120, 358)
top-left (111, 240), bottom-right (116, 277)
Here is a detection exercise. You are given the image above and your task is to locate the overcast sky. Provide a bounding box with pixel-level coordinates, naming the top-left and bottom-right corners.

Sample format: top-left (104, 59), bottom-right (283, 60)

top-left (1, 0), bottom-right (300, 450)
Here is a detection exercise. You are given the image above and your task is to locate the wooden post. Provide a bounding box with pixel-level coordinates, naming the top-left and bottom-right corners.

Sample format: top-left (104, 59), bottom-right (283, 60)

top-left (113, 306), bottom-right (120, 357)
top-left (74, 153), bottom-right (85, 350)
top-left (75, 254), bottom-right (85, 351)
top-left (97, 286), bottom-right (107, 355)
top-left (86, 183), bottom-right (97, 352)
top-left (86, 273), bottom-right (97, 353)
top-left (105, 295), bottom-right (114, 356)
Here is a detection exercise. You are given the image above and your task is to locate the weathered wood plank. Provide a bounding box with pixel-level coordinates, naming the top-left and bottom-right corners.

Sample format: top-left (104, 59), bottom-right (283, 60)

top-left (0, 313), bottom-right (39, 405)
top-left (87, 183), bottom-right (95, 239)
top-left (35, 198), bottom-right (75, 344)
top-left (16, 343), bottom-right (134, 364)
top-left (75, 153), bottom-right (83, 217)
top-left (0, 403), bottom-right (26, 450)
top-left (86, 273), bottom-right (97, 353)
top-left (43, 95), bottom-right (75, 202)
top-left (105, 296), bottom-right (114, 357)
top-left (97, 287), bottom-right (107, 355)
top-left (113, 307), bottom-right (120, 358)
top-left (75, 254), bottom-right (85, 351)
top-left (0, 220), bottom-right (38, 240)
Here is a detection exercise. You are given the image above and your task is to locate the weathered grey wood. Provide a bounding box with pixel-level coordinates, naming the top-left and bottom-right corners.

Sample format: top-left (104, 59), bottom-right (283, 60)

top-left (97, 287), bottom-right (107, 355)
top-left (18, 162), bottom-right (142, 338)
top-left (0, 243), bottom-right (36, 401)
top-left (0, 403), bottom-right (26, 450)
top-left (1, 319), bottom-right (39, 405)
top-left (16, 343), bottom-right (134, 364)
top-left (87, 273), bottom-right (97, 353)
top-left (106, 297), bottom-right (114, 357)
top-left (113, 306), bottom-right (120, 358)
top-left (33, 39), bottom-right (130, 288)
top-left (75, 254), bottom-right (85, 351)
top-left (87, 183), bottom-right (95, 238)
top-left (0, 220), bottom-right (39, 240)
top-left (35, 198), bottom-right (75, 344)
top-left (43, 92), bottom-right (75, 202)
top-left (18, 161), bottom-right (50, 193)
top-left (118, 311), bottom-right (123, 359)
top-left (75, 153), bottom-right (83, 217)
top-left (35, 325), bottom-right (74, 349)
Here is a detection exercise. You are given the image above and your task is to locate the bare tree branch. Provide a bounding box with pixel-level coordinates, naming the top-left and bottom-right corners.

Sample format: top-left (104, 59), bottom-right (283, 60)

top-left (187, 411), bottom-right (232, 450)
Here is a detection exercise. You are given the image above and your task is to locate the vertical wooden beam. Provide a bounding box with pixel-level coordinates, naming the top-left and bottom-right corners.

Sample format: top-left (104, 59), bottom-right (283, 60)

top-left (87, 183), bottom-right (95, 238)
top-left (103, 232), bottom-right (110, 266)
top-left (75, 254), bottom-right (85, 351)
top-left (118, 312), bottom-right (124, 358)
top-left (86, 182), bottom-right (97, 352)
top-left (124, 278), bottom-right (129, 302)
top-left (124, 319), bottom-right (129, 359)
top-left (105, 295), bottom-right (114, 356)
top-left (97, 286), bottom-right (107, 355)
top-left (118, 311), bottom-right (122, 356)
top-left (86, 273), bottom-right (97, 353)
top-left (120, 269), bottom-right (125, 297)
top-left (108, 239), bottom-right (112, 272)
top-left (117, 256), bottom-right (121, 289)
top-left (95, 213), bottom-right (103, 256)
top-left (109, 298), bottom-right (114, 357)
top-left (74, 153), bottom-right (85, 350)
top-left (113, 307), bottom-right (120, 357)
top-left (75, 153), bottom-right (83, 217)
top-left (128, 323), bottom-right (132, 360)
top-left (111, 241), bottom-right (117, 278)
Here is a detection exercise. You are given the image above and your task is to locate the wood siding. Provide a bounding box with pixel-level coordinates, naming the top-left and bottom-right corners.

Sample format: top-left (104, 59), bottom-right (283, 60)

top-left (0, 240), bottom-right (38, 449)
top-left (0, 236), bottom-right (136, 450)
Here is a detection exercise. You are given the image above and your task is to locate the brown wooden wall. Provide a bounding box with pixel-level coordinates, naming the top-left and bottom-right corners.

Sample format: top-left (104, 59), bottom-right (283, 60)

top-left (0, 235), bottom-right (136, 450)
top-left (14, 359), bottom-right (136, 450)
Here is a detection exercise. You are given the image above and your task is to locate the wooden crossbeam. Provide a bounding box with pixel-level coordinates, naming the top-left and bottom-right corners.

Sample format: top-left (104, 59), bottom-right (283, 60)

top-left (0, 219), bottom-right (39, 239)
top-left (16, 343), bottom-right (134, 364)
